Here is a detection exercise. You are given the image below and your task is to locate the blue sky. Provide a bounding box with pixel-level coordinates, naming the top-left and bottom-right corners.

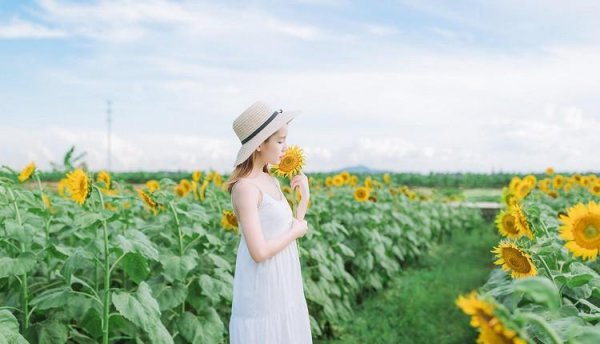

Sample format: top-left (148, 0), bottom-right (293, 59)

top-left (1, 0), bottom-right (600, 173)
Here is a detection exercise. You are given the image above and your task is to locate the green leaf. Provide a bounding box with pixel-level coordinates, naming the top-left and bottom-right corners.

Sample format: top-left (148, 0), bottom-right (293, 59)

top-left (336, 243), bottom-right (355, 258)
top-left (198, 274), bottom-right (222, 304)
top-left (153, 282), bottom-right (188, 311)
top-left (30, 287), bottom-right (71, 310)
top-left (37, 320), bottom-right (68, 344)
top-left (177, 308), bottom-right (224, 344)
top-left (116, 229), bottom-right (159, 261)
top-left (160, 250), bottom-right (198, 283)
top-left (567, 327), bottom-right (600, 344)
top-left (121, 252), bottom-right (149, 284)
top-left (112, 282), bottom-right (173, 344)
top-left (0, 252), bottom-right (36, 278)
top-left (208, 253), bottom-right (232, 271)
top-left (514, 276), bottom-right (560, 311)
top-left (0, 310), bottom-right (29, 344)
top-left (74, 213), bottom-right (103, 228)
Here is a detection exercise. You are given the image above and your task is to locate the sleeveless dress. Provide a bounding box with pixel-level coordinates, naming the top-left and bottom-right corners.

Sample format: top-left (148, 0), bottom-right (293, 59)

top-left (229, 177), bottom-right (313, 344)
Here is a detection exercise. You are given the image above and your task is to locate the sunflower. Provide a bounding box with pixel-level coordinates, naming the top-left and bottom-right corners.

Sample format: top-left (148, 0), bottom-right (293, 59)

top-left (42, 193), bottom-right (52, 210)
top-left (546, 190), bottom-right (559, 199)
top-left (213, 173), bottom-right (223, 187)
top-left (200, 180), bottom-right (209, 202)
top-left (456, 292), bottom-right (526, 344)
top-left (57, 178), bottom-right (68, 198)
top-left (511, 203), bottom-right (534, 240)
top-left (138, 189), bottom-right (158, 215)
top-left (589, 182), bottom-right (600, 196)
top-left (175, 185), bottom-right (186, 197)
top-left (272, 145), bottom-right (305, 178)
top-left (538, 178), bottom-right (550, 192)
top-left (364, 177), bottom-right (373, 189)
top-left (65, 168), bottom-right (91, 205)
top-left (492, 241), bottom-right (537, 278)
top-left (495, 210), bottom-right (520, 239)
top-left (354, 187), bottom-right (370, 202)
top-left (192, 170), bottom-right (202, 182)
top-left (179, 179), bottom-right (192, 193)
top-left (582, 177), bottom-right (591, 187)
top-left (562, 183), bottom-right (573, 193)
top-left (559, 201), bottom-right (600, 261)
top-left (456, 291), bottom-right (495, 329)
top-left (523, 175), bottom-right (536, 188)
top-left (553, 175), bottom-right (565, 189)
top-left (325, 177), bottom-right (333, 187)
top-left (104, 202), bottom-right (117, 211)
top-left (146, 180), bottom-right (160, 192)
top-left (18, 162), bottom-right (36, 182)
top-left (515, 182), bottom-right (532, 200)
top-left (350, 175), bottom-right (358, 186)
top-left (96, 170), bottom-right (111, 189)
top-left (508, 177), bottom-right (521, 192)
top-left (545, 167), bottom-right (554, 175)
top-left (192, 181), bottom-right (199, 200)
top-left (221, 210), bottom-right (239, 232)
top-left (332, 175), bottom-right (344, 187)
top-left (340, 171), bottom-right (350, 183)
top-left (383, 173), bottom-right (391, 185)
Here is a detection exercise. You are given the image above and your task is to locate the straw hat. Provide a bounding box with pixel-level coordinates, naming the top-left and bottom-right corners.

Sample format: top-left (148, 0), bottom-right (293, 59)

top-left (232, 101), bottom-right (299, 167)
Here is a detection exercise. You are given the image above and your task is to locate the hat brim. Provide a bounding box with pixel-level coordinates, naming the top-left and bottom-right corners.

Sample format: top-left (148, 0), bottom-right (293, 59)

top-left (233, 110), bottom-right (299, 167)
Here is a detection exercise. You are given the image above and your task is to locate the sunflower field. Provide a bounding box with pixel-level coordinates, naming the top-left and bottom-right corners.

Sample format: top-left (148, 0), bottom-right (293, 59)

top-left (0, 161), bottom-right (484, 343)
top-left (457, 171), bottom-right (600, 343)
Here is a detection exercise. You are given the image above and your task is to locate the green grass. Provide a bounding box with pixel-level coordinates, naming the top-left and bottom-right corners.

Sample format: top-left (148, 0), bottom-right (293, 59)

top-left (316, 224), bottom-right (501, 344)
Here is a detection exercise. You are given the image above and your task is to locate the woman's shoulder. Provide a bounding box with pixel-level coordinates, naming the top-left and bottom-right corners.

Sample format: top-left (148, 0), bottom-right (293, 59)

top-left (231, 179), bottom-right (262, 206)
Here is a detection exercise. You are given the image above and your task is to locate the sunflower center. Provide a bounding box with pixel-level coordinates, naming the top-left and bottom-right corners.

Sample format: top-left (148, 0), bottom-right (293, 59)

top-left (574, 216), bottom-right (600, 249)
top-left (502, 215), bottom-right (519, 234)
top-left (279, 156), bottom-right (297, 172)
top-left (503, 248), bottom-right (531, 273)
top-left (79, 178), bottom-right (87, 195)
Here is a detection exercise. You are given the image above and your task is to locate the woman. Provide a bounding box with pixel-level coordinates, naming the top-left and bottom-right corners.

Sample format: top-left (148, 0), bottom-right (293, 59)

top-left (226, 101), bottom-right (313, 343)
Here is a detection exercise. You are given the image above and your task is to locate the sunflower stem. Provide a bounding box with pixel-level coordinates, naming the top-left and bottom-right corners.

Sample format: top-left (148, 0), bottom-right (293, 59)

top-left (33, 173), bottom-right (46, 209)
top-left (168, 201), bottom-right (186, 315)
top-left (536, 253), bottom-right (561, 305)
top-left (93, 185), bottom-right (111, 344)
top-left (539, 219), bottom-right (551, 237)
top-left (8, 188), bottom-right (29, 330)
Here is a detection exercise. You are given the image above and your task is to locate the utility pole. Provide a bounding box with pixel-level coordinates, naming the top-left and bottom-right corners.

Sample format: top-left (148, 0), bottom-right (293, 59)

top-left (107, 99), bottom-right (112, 171)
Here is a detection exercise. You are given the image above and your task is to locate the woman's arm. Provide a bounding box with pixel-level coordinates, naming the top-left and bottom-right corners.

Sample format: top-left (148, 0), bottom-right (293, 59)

top-left (295, 198), bottom-right (309, 221)
top-left (232, 181), bottom-right (305, 263)
top-left (290, 173), bottom-right (310, 221)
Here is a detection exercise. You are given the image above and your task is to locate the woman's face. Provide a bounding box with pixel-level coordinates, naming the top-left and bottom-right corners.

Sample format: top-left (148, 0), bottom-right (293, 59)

top-left (258, 125), bottom-right (288, 165)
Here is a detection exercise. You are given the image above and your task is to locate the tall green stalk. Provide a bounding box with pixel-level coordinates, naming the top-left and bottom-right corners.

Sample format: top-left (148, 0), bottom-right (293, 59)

top-left (8, 188), bottom-right (29, 329)
top-left (94, 186), bottom-right (111, 344)
top-left (168, 201), bottom-right (186, 315)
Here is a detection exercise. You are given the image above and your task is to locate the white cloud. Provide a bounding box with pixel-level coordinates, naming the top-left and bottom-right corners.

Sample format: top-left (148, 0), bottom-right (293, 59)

top-left (366, 24), bottom-right (398, 36)
top-left (33, 0), bottom-right (323, 42)
top-left (0, 17), bottom-right (66, 39)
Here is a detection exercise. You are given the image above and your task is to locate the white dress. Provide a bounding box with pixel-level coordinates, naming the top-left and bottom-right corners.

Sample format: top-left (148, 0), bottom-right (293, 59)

top-left (229, 178), bottom-right (313, 344)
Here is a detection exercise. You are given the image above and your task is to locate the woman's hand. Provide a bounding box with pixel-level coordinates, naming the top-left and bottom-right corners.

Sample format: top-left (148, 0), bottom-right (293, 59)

top-left (290, 172), bottom-right (310, 202)
top-left (291, 218), bottom-right (309, 238)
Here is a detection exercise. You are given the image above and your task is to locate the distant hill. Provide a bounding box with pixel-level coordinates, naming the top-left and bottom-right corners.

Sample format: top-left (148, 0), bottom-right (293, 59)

top-left (330, 165), bottom-right (391, 174)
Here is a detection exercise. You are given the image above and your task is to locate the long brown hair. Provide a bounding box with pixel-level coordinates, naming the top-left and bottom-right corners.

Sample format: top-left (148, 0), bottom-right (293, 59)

top-left (226, 150), bottom-right (271, 194)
